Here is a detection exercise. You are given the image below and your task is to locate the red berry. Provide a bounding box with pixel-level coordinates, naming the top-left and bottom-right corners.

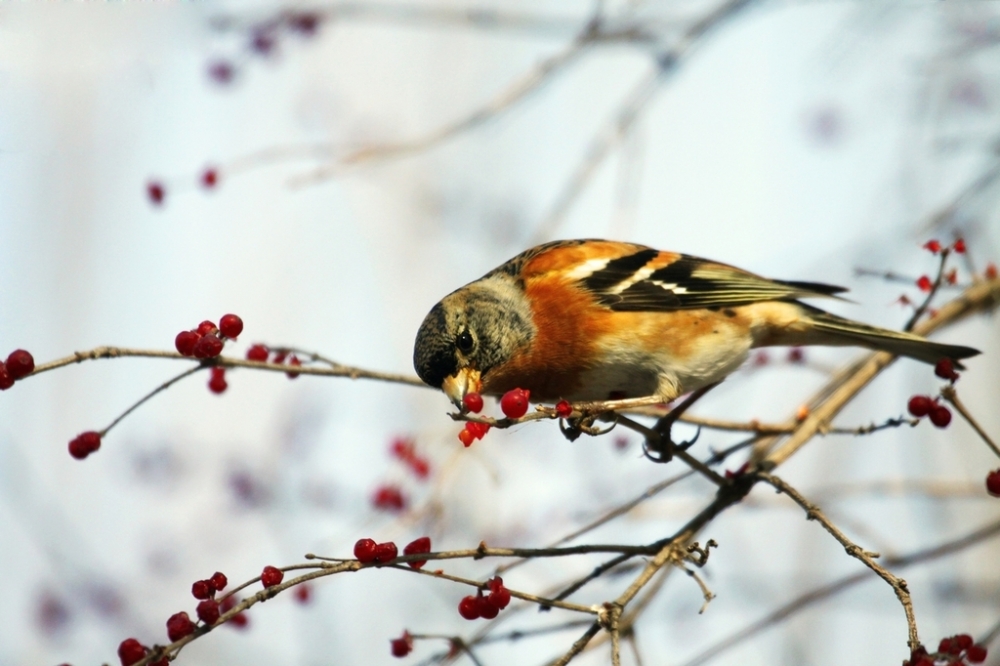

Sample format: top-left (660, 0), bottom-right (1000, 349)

top-left (955, 634), bottom-right (974, 650)
top-left (166, 610), bottom-right (196, 641)
top-left (458, 595), bottom-right (480, 620)
top-left (146, 181), bottom-right (165, 206)
top-left (117, 638), bottom-right (147, 666)
top-left (967, 644), bottom-right (988, 663)
top-left (500, 388), bottom-right (530, 419)
top-left (923, 239), bottom-right (942, 254)
top-left (208, 367), bottom-right (228, 394)
top-left (196, 599), bottom-right (220, 625)
top-left (929, 405), bottom-right (952, 428)
top-left (175, 330), bottom-right (200, 357)
top-left (69, 431), bottom-right (102, 459)
top-left (201, 168), bottom-right (219, 189)
top-left (207, 60), bottom-right (234, 84)
top-left (372, 485), bottom-right (407, 512)
top-left (294, 584), bottom-right (311, 604)
top-left (555, 400), bottom-right (573, 418)
top-left (197, 320), bottom-right (218, 336)
top-left (285, 355), bottom-right (302, 378)
top-left (354, 538), bottom-right (378, 563)
top-left (68, 436), bottom-right (90, 460)
top-left (288, 12), bottom-right (321, 36)
top-left (410, 457), bottom-right (430, 479)
top-left (390, 633), bottom-right (413, 658)
top-left (272, 351), bottom-right (287, 364)
top-left (261, 565), bottom-right (283, 588)
top-left (403, 536), bottom-right (431, 569)
top-left (987, 263), bottom-right (998, 280)
top-left (934, 358), bottom-right (959, 381)
top-left (246, 344), bottom-right (269, 361)
top-left (465, 421), bottom-right (490, 440)
top-left (193, 334), bottom-right (223, 359)
top-left (462, 392), bottom-right (484, 413)
top-left (210, 571), bottom-right (228, 591)
top-left (788, 347), bottom-right (805, 363)
top-left (907, 395), bottom-right (933, 417)
top-left (391, 437), bottom-right (415, 459)
top-left (0, 364), bottom-right (13, 390)
top-left (229, 612), bottom-right (248, 628)
top-left (487, 577), bottom-right (511, 609)
top-left (251, 30), bottom-right (276, 55)
top-left (373, 541), bottom-right (398, 563)
top-left (477, 594), bottom-right (500, 619)
top-left (219, 314), bottom-right (243, 338)
top-left (916, 275), bottom-right (933, 292)
top-left (986, 469), bottom-right (1000, 497)
top-left (5, 349), bottom-right (34, 379)
top-left (458, 427), bottom-right (476, 447)
top-left (953, 238), bottom-right (966, 254)
top-left (191, 579), bottom-right (213, 600)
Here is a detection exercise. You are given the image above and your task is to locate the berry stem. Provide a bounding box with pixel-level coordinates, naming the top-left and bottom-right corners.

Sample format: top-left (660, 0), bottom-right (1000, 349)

top-left (940, 386), bottom-right (1000, 459)
top-left (904, 248), bottom-right (950, 331)
top-left (101, 365), bottom-right (204, 436)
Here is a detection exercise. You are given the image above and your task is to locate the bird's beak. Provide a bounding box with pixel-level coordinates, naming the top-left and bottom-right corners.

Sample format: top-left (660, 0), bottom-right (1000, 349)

top-left (442, 368), bottom-right (482, 408)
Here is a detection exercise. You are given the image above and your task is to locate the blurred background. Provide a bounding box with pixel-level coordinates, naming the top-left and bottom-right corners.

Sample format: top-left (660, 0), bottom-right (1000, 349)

top-left (0, 1), bottom-right (998, 665)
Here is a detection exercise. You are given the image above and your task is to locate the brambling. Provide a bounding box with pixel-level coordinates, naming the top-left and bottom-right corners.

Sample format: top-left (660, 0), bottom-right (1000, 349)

top-left (413, 239), bottom-right (979, 409)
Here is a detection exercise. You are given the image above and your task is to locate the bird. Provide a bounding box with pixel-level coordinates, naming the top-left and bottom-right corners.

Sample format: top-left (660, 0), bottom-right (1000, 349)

top-left (413, 239), bottom-right (980, 410)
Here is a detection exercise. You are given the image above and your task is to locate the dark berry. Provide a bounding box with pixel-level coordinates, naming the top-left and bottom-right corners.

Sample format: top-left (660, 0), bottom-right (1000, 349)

top-left (272, 351), bottom-right (287, 364)
top-left (986, 469), bottom-right (1000, 497)
top-left (117, 638), bottom-right (147, 666)
top-left (69, 431), bottom-right (101, 460)
top-left (458, 595), bottom-right (480, 620)
top-left (354, 538), bottom-right (378, 564)
top-left (210, 571), bottom-right (228, 591)
top-left (929, 405), bottom-right (952, 428)
top-left (5, 349), bottom-right (34, 379)
top-left (934, 358), bottom-right (959, 381)
top-left (193, 333), bottom-right (223, 359)
top-left (403, 536), bottom-right (431, 569)
top-left (196, 599), bottom-right (220, 625)
top-left (201, 168), bottom-right (219, 189)
top-left (916, 275), bottom-right (932, 292)
top-left (207, 60), bottom-right (234, 85)
top-left (251, 30), bottom-right (276, 55)
top-left (288, 12), bottom-right (321, 36)
top-left (967, 644), bottom-right (987, 663)
top-left (208, 367), bottom-right (228, 394)
top-left (246, 344), bottom-right (269, 362)
top-left (166, 610), bottom-right (195, 641)
top-left (390, 633), bottom-right (413, 658)
top-left (788, 347), bottom-right (805, 363)
top-left (487, 577), bottom-right (511, 609)
top-left (955, 634), bottom-right (974, 650)
top-left (0, 364), bottom-right (13, 390)
top-left (219, 314), bottom-right (243, 338)
top-left (477, 595), bottom-right (500, 619)
top-left (373, 542), bottom-right (398, 564)
top-left (229, 612), bottom-right (248, 628)
top-left (555, 400), bottom-right (573, 418)
top-left (286, 355), bottom-right (301, 379)
top-left (146, 181), bottom-right (165, 206)
top-left (175, 330), bottom-right (200, 357)
top-left (907, 395), bottom-right (933, 417)
top-left (261, 565), bottom-right (283, 588)
top-left (500, 388), bottom-right (530, 419)
top-left (197, 320), bottom-right (218, 336)
top-left (191, 580), bottom-right (213, 600)
top-left (462, 392), bottom-right (484, 413)
top-left (294, 584), bottom-right (311, 604)
top-left (372, 485), bottom-right (406, 512)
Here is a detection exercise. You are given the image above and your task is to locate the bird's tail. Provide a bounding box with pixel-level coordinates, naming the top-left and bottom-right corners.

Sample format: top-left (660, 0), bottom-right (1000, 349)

top-left (805, 308), bottom-right (980, 368)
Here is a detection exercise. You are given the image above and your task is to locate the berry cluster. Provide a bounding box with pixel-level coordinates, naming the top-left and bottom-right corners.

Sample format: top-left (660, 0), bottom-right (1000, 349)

top-left (0, 348), bottom-right (34, 390)
top-left (191, 571), bottom-right (229, 626)
top-left (206, 10), bottom-right (323, 86)
top-left (907, 396), bottom-right (952, 428)
top-left (354, 538), bottom-right (399, 565)
top-left (935, 358), bottom-right (960, 383)
top-left (245, 344), bottom-right (302, 378)
top-left (390, 437), bottom-right (431, 479)
top-left (905, 634), bottom-right (987, 666)
top-left (68, 431), bottom-right (102, 460)
top-left (175, 314), bottom-right (243, 359)
top-left (923, 238), bottom-right (966, 255)
top-left (458, 421), bottom-right (490, 447)
top-left (390, 630), bottom-right (413, 658)
top-left (457, 577), bottom-right (512, 620)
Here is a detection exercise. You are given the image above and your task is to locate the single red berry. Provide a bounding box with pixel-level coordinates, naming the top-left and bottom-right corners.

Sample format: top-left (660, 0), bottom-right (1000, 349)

top-left (410, 457), bottom-right (430, 479)
top-left (208, 367), bottom-right (228, 394)
top-left (210, 571), bottom-right (228, 591)
top-left (391, 437), bottom-right (415, 460)
top-left (955, 634), bottom-right (974, 650)
top-left (166, 610), bottom-right (196, 641)
top-left (458, 427), bottom-right (476, 447)
top-left (487, 576), bottom-right (504, 594)
top-left (986, 469), bottom-right (1000, 497)
top-left (251, 30), bottom-right (276, 55)
top-left (500, 388), bottom-right (530, 418)
top-left (372, 485), bottom-right (407, 512)
top-left (916, 275), bottom-right (933, 292)
top-left (458, 595), bottom-right (480, 620)
top-left (196, 320), bottom-right (218, 336)
top-left (286, 355), bottom-right (301, 379)
top-left (272, 350), bottom-right (287, 364)
top-left (68, 436), bottom-right (90, 460)
top-left (934, 358), bottom-right (959, 381)
top-left (373, 541), bottom-right (398, 563)
top-left (354, 538), bottom-right (378, 563)
top-left (207, 60), bottom-right (234, 84)
top-left (191, 579), bottom-right (212, 600)
top-left (477, 594), bottom-right (500, 619)
top-left (261, 565), bottom-right (283, 588)
top-left (907, 395), bottom-right (933, 417)
top-left (390, 633), bottom-right (413, 658)
top-left (294, 583), bottom-right (311, 604)
top-left (788, 347), bottom-right (805, 363)
top-left (5, 349), bottom-right (34, 379)
top-left (229, 612), bottom-right (248, 628)
top-left (196, 599), bottom-right (220, 625)
top-left (288, 12), bottom-right (321, 36)
top-left (117, 638), bottom-right (147, 666)
top-left (146, 181), bottom-right (165, 206)
top-left (966, 644), bottom-right (988, 663)
top-left (462, 392), bottom-right (484, 413)
top-left (929, 405), bottom-right (952, 428)
top-left (923, 239), bottom-right (942, 254)
top-left (987, 263), bottom-right (998, 280)
top-left (487, 577), bottom-right (511, 609)
top-left (953, 238), bottom-right (966, 254)
top-left (175, 330), bottom-right (200, 357)
top-left (0, 364), bottom-right (13, 390)
top-left (465, 421), bottom-right (490, 440)
top-left (938, 637), bottom-right (954, 654)
top-left (246, 344), bottom-right (269, 361)
top-left (555, 400), bottom-right (573, 418)
top-left (201, 168), bottom-right (219, 189)
top-left (219, 314), bottom-right (243, 339)
top-left (403, 536), bottom-right (431, 569)
top-left (79, 431), bottom-right (101, 454)
top-left (193, 333), bottom-right (223, 359)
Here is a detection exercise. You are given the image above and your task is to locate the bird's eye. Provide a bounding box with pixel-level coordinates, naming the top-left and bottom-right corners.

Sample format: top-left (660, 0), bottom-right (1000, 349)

top-left (456, 330), bottom-right (475, 353)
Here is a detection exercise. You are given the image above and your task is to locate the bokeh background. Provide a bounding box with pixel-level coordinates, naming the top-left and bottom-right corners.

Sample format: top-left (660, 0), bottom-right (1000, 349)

top-left (1, 1), bottom-right (998, 665)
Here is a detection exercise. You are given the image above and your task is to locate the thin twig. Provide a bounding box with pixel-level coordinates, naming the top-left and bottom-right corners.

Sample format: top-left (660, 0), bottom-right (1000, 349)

top-left (940, 385), bottom-right (1000, 459)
